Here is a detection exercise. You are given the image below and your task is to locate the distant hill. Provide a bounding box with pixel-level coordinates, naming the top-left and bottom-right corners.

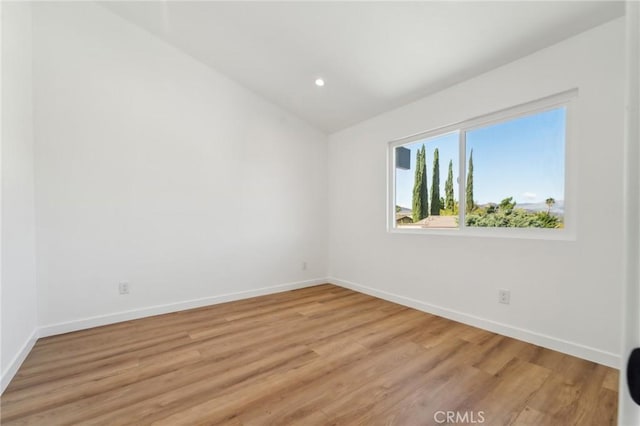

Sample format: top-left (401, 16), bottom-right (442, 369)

top-left (398, 201), bottom-right (564, 216)
top-left (517, 200), bottom-right (564, 215)
top-left (476, 200), bottom-right (564, 215)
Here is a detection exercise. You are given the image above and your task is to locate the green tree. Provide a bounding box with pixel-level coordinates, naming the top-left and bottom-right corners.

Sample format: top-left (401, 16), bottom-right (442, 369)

top-left (499, 196), bottom-right (516, 213)
top-left (430, 148), bottom-right (441, 215)
top-left (546, 197), bottom-right (556, 214)
top-left (465, 195), bottom-right (560, 229)
top-left (445, 159), bottom-right (454, 211)
top-left (466, 149), bottom-right (474, 213)
top-left (412, 145), bottom-right (429, 222)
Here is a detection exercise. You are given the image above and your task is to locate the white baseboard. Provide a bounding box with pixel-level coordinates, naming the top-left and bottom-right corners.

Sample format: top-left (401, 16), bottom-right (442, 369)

top-left (1, 328), bottom-right (39, 394)
top-left (3, 276), bottom-right (618, 397)
top-left (39, 278), bottom-right (327, 338)
top-left (328, 277), bottom-right (620, 369)
top-left (2, 278), bottom-right (326, 394)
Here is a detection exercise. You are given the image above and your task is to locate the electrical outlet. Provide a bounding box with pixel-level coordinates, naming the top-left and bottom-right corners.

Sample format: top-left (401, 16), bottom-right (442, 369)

top-left (119, 282), bottom-right (130, 295)
top-left (302, 261), bottom-right (308, 271)
top-left (498, 289), bottom-right (510, 304)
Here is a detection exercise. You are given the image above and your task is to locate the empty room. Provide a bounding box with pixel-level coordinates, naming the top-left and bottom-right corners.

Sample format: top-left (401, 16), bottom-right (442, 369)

top-left (2, 1), bottom-right (640, 425)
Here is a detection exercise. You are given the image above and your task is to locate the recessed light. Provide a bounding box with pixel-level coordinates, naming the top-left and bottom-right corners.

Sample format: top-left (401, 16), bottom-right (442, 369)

top-left (315, 78), bottom-right (325, 87)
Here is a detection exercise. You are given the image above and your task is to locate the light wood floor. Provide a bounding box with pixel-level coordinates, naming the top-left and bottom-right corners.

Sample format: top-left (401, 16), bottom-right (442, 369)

top-left (1, 284), bottom-right (618, 425)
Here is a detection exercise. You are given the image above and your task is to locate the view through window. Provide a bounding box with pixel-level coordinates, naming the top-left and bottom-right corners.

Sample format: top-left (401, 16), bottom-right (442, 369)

top-left (395, 132), bottom-right (460, 229)
top-left (392, 104), bottom-right (567, 231)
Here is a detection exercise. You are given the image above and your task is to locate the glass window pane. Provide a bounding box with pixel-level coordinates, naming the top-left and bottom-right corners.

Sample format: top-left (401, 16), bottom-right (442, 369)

top-left (464, 107), bottom-right (566, 229)
top-left (394, 132), bottom-right (459, 229)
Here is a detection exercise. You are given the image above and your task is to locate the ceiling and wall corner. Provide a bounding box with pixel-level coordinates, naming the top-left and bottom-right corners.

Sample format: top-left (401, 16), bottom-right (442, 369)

top-left (100, 1), bottom-right (625, 133)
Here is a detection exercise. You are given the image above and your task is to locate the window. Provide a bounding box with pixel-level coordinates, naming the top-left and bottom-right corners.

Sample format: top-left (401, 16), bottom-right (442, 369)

top-left (389, 90), bottom-right (575, 237)
top-left (393, 132), bottom-right (460, 229)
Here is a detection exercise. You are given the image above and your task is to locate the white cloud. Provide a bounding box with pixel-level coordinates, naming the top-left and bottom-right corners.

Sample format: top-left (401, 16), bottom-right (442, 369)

top-left (522, 192), bottom-right (537, 201)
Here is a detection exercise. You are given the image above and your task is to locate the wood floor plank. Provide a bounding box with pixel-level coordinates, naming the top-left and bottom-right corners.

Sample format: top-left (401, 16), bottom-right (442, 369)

top-left (591, 387), bottom-right (619, 425)
top-left (456, 357), bottom-right (552, 425)
top-left (1, 284), bottom-right (619, 425)
top-left (8, 333), bottom-right (196, 392)
top-left (379, 366), bottom-right (496, 426)
top-left (510, 406), bottom-right (558, 426)
top-left (603, 368), bottom-right (619, 391)
top-left (237, 341), bottom-right (428, 426)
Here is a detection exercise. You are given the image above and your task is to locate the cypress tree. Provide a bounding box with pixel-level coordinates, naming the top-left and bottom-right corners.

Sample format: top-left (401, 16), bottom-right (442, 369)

top-left (445, 159), bottom-right (454, 211)
top-left (466, 149), bottom-right (474, 213)
top-left (430, 148), bottom-right (441, 215)
top-left (412, 148), bottom-right (421, 222)
top-left (412, 145), bottom-right (429, 222)
top-left (421, 146), bottom-right (429, 219)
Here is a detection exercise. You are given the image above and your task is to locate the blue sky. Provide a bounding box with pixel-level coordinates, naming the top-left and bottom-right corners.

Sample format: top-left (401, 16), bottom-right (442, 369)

top-left (395, 107), bottom-right (565, 209)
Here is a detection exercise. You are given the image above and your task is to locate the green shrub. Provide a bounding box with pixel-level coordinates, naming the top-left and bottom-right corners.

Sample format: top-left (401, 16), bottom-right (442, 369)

top-left (465, 197), bottom-right (560, 229)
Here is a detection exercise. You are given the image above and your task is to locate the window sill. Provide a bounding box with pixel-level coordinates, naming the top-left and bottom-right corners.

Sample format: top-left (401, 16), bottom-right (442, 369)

top-left (389, 226), bottom-right (576, 241)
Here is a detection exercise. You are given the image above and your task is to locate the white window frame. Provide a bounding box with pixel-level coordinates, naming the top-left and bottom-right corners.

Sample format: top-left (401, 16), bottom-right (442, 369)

top-left (387, 89), bottom-right (578, 240)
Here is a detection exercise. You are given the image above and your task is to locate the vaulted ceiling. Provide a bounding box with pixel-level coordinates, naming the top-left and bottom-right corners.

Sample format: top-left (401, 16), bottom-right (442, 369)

top-left (101, 1), bottom-right (625, 133)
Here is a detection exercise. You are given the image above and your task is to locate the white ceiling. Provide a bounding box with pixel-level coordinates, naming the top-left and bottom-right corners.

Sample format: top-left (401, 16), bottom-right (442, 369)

top-left (101, 1), bottom-right (625, 133)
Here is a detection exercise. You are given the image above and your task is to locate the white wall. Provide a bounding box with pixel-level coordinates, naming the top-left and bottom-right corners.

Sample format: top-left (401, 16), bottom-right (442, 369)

top-left (328, 18), bottom-right (625, 367)
top-left (620, 1), bottom-right (640, 422)
top-left (1, 2), bottom-right (39, 391)
top-left (32, 2), bottom-right (328, 331)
